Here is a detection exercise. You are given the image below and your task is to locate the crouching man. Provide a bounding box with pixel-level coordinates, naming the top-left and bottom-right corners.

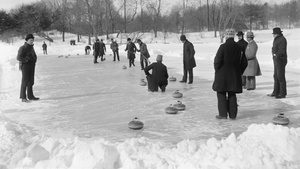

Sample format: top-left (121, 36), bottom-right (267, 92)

top-left (144, 55), bottom-right (169, 92)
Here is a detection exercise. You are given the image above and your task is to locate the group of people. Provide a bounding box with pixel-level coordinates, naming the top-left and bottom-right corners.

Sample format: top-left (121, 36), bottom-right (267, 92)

top-left (212, 27), bottom-right (288, 120)
top-left (17, 27), bottom-right (288, 122)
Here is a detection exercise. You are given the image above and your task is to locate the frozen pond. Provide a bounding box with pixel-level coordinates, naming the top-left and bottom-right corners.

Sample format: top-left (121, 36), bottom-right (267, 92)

top-left (1, 53), bottom-right (300, 145)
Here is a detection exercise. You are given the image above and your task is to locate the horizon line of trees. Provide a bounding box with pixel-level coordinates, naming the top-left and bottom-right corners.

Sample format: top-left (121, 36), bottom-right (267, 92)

top-left (1, 0), bottom-right (300, 44)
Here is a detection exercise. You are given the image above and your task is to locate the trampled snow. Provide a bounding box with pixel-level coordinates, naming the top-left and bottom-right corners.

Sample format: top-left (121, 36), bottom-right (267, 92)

top-left (0, 29), bottom-right (300, 168)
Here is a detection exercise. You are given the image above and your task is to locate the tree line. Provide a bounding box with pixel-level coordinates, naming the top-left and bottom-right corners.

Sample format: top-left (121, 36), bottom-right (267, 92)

top-left (1, 0), bottom-right (299, 43)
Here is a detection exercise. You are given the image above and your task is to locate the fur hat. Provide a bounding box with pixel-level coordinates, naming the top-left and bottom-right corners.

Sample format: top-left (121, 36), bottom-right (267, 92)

top-left (236, 31), bottom-right (244, 36)
top-left (224, 29), bottom-right (235, 38)
top-left (156, 54), bottom-right (163, 62)
top-left (246, 31), bottom-right (254, 38)
top-left (127, 38), bottom-right (131, 41)
top-left (25, 34), bottom-right (34, 41)
top-left (272, 27), bottom-right (283, 34)
top-left (180, 35), bottom-right (187, 41)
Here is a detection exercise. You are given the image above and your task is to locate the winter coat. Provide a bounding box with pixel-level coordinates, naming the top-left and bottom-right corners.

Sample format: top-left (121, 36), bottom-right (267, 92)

top-left (93, 42), bottom-right (106, 56)
top-left (272, 34), bottom-right (287, 61)
top-left (42, 43), bottom-right (47, 50)
top-left (183, 40), bottom-right (196, 70)
top-left (243, 40), bottom-right (262, 76)
top-left (93, 42), bottom-right (100, 55)
top-left (237, 39), bottom-right (248, 59)
top-left (17, 42), bottom-right (37, 63)
top-left (125, 42), bottom-right (137, 59)
top-left (139, 42), bottom-right (150, 58)
top-left (110, 41), bottom-right (119, 51)
top-left (212, 38), bottom-right (248, 93)
top-left (237, 39), bottom-right (248, 54)
top-left (99, 42), bottom-right (106, 55)
top-left (144, 61), bottom-right (169, 86)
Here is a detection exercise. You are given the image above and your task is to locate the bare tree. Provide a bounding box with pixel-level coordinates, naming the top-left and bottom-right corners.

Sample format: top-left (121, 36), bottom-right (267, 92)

top-left (44, 0), bottom-right (70, 42)
top-left (146, 0), bottom-right (162, 37)
top-left (121, 0), bottom-right (138, 33)
top-left (217, 0), bottom-right (240, 42)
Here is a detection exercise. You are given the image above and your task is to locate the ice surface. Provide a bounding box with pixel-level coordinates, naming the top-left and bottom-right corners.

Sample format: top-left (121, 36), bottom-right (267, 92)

top-left (1, 29), bottom-right (300, 168)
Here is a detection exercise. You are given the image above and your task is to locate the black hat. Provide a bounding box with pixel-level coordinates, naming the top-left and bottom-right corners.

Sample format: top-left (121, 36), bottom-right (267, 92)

top-left (180, 35), bottom-right (186, 41)
top-left (236, 31), bottom-right (244, 36)
top-left (96, 38), bottom-right (99, 41)
top-left (127, 38), bottom-right (131, 41)
top-left (272, 27), bottom-right (283, 34)
top-left (136, 39), bottom-right (141, 43)
top-left (25, 34), bottom-right (34, 41)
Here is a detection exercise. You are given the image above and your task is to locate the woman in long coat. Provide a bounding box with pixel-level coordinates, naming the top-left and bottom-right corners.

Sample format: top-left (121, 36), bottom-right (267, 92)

top-left (243, 32), bottom-right (262, 90)
top-left (212, 29), bottom-right (248, 119)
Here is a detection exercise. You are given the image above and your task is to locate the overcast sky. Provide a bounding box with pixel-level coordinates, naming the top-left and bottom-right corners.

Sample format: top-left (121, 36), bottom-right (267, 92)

top-left (0, 0), bottom-right (290, 11)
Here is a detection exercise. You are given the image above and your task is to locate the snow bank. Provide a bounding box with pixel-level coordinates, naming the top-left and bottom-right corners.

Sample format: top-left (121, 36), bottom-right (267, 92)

top-left (1, 29), bottom-right (300, 169)
top-left (1, 116), bottom-right (300, 169)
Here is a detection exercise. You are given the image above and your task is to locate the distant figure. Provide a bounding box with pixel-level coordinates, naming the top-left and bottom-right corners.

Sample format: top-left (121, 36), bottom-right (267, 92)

top-left (267, 27), bottom-right (288, 99)
top-left (179, 35), bottom-right (196, 84)
top-left (125, 38), bottom-right (137, 67)
top-left (85, 45), bottom-right (91, 55)
top-left (137, 39), bottom-right (150, 70)
top-left (144, 55), bottom-right (169, 92)
top-left (243, 31), bottom-right (262, 90)
top-left (110, 38), bottom-right (120, 61)
top-left (42, 41), bottom-right (47, 54)
top-left (236, 31), bottom-right (248, 89)
top-left (93, 39), bottom-right (100, 63)
top-left (99, 39), bottom-right (106, 61)
top-left (212, 29), bottom-right (248, 120)
top-left (17, 34), bottom-right (40, 102)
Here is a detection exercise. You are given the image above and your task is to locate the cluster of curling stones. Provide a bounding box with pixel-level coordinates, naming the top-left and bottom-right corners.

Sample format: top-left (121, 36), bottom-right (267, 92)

top-left (58, 54), bottom-right (70, 58)
top-left (272, 113), bottom-right (290, 125)
top-left (165, 90), bottom-right (185, 114)
top-left (128, 117), bottom-right (144, 130)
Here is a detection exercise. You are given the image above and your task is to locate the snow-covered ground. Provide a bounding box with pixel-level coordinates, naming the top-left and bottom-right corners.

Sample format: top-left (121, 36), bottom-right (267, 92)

top-left (0, 29), bottom-right (300, 169)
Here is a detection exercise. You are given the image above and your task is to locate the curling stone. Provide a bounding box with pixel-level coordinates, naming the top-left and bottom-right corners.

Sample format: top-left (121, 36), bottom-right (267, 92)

top-left (65, 56), bottom-right (68, 58)
top-left (272, 113), bottom-right (290, 125)
top-left (173, 101), bottom-right (186, 111)
top-left (140, 79), bottom-right (147, 86)
top-left (172, 90), bottom-right (183, 98)
top-left (128, 117), bottom-right (144, 130)
top-left (169, 76), bottom-right (176, 82)
top-left (165, 104), bottom-right (178, 114)
top-left (122, 65), bottom-right (127, 69)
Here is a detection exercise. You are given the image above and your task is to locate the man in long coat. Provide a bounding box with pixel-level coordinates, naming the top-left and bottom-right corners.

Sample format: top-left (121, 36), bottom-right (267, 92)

top-left (17, 34), bottom-right (40, 102)
top-left (137, 39), bottom-right (150, 70)
top-left (110, 38), bottom-right (119, 61)
top-left (99, 39), bottom-right (106, 61)
top-left (93, 39), bottom-right (100, 63)
top-left (212, 29), bottom-right (248, 120)
top-left (236, 31), bottom-right (248, 88)
top-left (268, 27), bottom-right (288, 99)
top-left (179, 35), bottom-right (196, 84)
top-left (125, 38), bottom-right (137, 67)
top-left (144, 55), bottom-right (169, 92)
